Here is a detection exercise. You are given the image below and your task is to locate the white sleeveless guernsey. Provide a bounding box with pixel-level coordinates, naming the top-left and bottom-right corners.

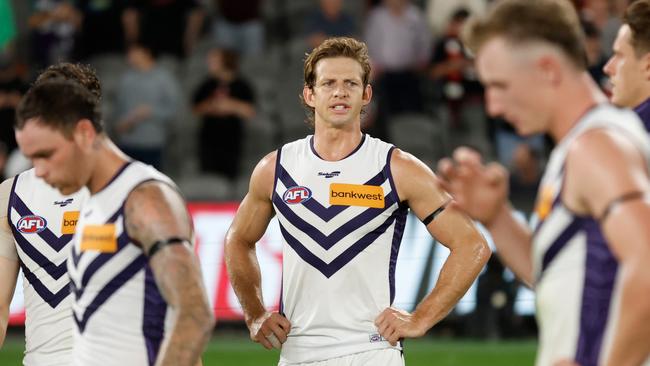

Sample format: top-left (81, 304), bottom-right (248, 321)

top-left (68, 161), bottom-right (175, 366)
top-left (273, 135), bottom-right (409, 363)
top-left (531, 104), bottom-right (650, 366)
top-left (8, 168), bottom-right (88, 366)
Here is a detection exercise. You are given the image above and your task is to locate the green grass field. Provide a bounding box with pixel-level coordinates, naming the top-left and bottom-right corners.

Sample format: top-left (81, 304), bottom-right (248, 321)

top-left (1, 334), bottom-right (537, 365)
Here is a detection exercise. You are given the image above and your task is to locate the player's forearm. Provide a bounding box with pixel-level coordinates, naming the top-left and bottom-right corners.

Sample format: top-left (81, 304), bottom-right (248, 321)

top-left (0, 311), bottom-right (7, 347)
top-left (152, 248), bottom-right (214, 366)
top-left (486, 203), bottom-right (534, 287)
top-left (603, 259), bottom-right (650, 366)
top-left (156, 304), bottom-right (213, 366)
top-left (224, 238), bottom-right (267, 327)
top-left (413, 237), bottom-right (490, 329)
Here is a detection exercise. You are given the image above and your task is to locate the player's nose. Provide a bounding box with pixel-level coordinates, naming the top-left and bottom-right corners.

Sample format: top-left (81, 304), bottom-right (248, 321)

top-left (602, 56), bottom-right (615, 77)
top-left (34, 163), bottom-right (48, 180)
top-left (485, 91), bottom-right (503, 117)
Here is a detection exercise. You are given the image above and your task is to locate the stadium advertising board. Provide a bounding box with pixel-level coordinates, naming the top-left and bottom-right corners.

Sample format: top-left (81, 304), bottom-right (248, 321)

top-left (8, 202), bottom-right (534, 325)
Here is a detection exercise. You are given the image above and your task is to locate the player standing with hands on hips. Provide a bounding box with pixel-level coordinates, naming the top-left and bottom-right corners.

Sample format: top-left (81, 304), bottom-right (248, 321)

top-left (225, 37), bottom-right (490, 366)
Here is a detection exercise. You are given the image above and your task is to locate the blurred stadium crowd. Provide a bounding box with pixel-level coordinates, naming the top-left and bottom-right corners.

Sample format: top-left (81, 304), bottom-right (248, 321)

top-left (0, 0), bottom-right (629, 207)
top-left (0, 0), bottom-right (633, 339)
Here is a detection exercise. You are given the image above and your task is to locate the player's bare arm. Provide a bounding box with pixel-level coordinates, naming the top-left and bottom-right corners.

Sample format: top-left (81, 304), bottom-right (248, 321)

top-left (563, 129), bottom-right (650, 366)
top-left (0, 177), bottom-right (19, 347)
top-left (224, 151), bottom-right (291, 350)
top-left (437, 147), bottom-right (535, 287)
top-left (124, 182), bottom-right (214, 366)
top-left (374, 149), bottom-right (491, 345)
top-left (0, 256), bottom-right (18, 347)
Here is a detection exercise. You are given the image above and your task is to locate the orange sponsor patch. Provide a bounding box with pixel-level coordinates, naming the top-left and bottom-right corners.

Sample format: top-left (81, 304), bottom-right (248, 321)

top-left (534, 185), bottom-right (555, 220)
top-left (329, 183), bottom-right (385, 208)
top-left (61, 211), bottom-right (80, 235)
top-left (80, 224), bottom-right (117, 253)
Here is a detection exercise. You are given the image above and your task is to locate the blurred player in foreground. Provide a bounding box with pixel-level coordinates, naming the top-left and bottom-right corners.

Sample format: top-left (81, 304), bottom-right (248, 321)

top-left (14, 78), bottom-right (214, 365)
top-left (438, 0), bottom-right (650, 365)
top-left (603, 0), bottom-right (650, 128)
top-left (225, 37), bottom-right (490, 365)
top-left (0, 63), bottom-right (97, 365)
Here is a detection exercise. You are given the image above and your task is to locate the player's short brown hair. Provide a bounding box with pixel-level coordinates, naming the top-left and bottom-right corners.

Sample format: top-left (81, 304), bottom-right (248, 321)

top-left (16, 79), bottom-right (103, 136)
top-left (624, 0), bottom-right (650, 57)
top-left (301, 37), bottom-right (372, 124)
top-left (35, 62), bottom-right (102, 101)
top-left (463, 0), bottom-right (587, 69)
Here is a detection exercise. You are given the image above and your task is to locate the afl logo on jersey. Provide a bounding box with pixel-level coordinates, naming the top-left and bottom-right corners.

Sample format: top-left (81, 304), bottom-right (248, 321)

top-left (17, 215), bottom-right (47, 234)
top-left (283, 186), bottom-right (312, 204)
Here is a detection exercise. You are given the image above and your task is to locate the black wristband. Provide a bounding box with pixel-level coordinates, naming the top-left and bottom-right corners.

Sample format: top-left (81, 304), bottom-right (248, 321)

top-left (147, 237), bottom-right (190, 258)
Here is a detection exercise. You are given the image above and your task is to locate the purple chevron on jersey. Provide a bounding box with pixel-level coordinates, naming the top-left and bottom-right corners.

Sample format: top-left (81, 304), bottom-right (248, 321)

top-left (279, 208), bottom-right (405, 278)
top-left (12, 230), bottom-right (68, 280)
top-left (19, 261), bottom-right (70, 308)
top-left (70, 231), bottom-right (131, 301)
top-left (273, 190), bottom-right (398, 250)
top-left (73, 254), bottom-right (147, 333)
top-left (11, 194), bottom-right (74, 252)
top-left (540, 218), bottom-right (583, 274)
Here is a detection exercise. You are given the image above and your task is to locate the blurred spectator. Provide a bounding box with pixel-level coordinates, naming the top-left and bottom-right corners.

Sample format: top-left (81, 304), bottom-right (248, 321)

top-left (74, 0), bottom-right (129, 61)
top-left (123, 0), bottom-right (205, 60)
top-left (28, 0), bottom-right (81, 70)
top-left (303, 0), bottom-right (356, 50)
top-left (582, 19), bottom-right (609, 92)
top-left (508, 143), bottom-right (544, 215)
top-left (211, 0), bottom-right (264, 56)
top-left (0, 53), bottom-right (27, 156)
top-left (580, 0), bottom-right (621, 57)
top-left (426, 0), bottom-right (487, 38)
top-left (430, 8), bottom-right (489, 153)
top-left (111, 43), bottom-right (180, 170)
top-left (192, 48), bottom-right (255, 180)
top-left (364, 0), bottom-right (431, 140)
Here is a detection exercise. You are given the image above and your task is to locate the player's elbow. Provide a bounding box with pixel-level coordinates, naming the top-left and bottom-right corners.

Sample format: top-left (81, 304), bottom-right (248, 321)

top-left (471, 235), bottom-right (492, 268)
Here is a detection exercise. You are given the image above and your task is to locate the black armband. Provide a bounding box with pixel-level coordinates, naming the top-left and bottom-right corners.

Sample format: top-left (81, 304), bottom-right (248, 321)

top-left (147, 237), bottom-right (191, 258)
top-left (599, 191), bottom-right (647, 223)
top-left (421, 200), bottom-right (450, 226)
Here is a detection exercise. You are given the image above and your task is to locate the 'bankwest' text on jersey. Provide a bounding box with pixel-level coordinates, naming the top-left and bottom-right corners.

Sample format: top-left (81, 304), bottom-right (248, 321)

top-left (7, 168), bottom-right (88, 366)
top-left (531, 104), bottom-right (650, 366)
top-left (68, 162), bottom-right (175, 366)
top-left (273, 135), bottom-right (409, 363)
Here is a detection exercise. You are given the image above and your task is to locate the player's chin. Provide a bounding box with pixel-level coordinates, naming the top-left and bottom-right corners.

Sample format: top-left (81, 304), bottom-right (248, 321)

top-left (58, 184), bottom-right (81, 196)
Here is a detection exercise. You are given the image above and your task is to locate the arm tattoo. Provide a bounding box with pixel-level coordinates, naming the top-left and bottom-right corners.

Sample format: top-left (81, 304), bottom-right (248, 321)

top-left (125, 182), bottom-right (213, 365)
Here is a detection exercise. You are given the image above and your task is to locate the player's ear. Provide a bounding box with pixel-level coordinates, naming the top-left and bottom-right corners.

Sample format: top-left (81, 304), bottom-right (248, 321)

top-left (536, 54), bottom-right (562, 86)
top-left (73, 119), bottom-right (97, 150)
top-left (303, 85), bottom-right (316, 108)
top-left (362, 84), bottom-right (372, 106)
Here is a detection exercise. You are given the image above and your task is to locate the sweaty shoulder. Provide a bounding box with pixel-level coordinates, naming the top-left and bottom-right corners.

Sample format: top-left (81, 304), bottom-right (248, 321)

top-left (0, 177), bottom-right (17, 261)
top-left (124, 180), bottom-right (192, 253)
top-left (565, 127), bottom-right (649, 216)
top-left (249, 151), bottom-right (277, 201)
